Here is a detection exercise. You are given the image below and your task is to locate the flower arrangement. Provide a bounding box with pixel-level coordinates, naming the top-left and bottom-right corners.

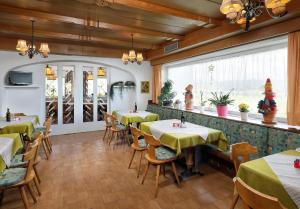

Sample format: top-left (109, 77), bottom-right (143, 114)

top-left (239, 103), bottom-right (249, 112)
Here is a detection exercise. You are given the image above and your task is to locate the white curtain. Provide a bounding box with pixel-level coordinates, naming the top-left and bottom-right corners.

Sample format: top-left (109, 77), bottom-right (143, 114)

top-left (168, 47), bottom-right (288, 118)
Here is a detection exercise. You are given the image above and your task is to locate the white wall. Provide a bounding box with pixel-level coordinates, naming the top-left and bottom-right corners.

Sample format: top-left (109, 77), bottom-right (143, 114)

top-left (0, 51), bottom-right (152, 135)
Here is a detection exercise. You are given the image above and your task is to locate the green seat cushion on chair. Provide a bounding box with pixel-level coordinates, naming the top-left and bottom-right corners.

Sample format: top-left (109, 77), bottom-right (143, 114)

top-left (35, 127), bottom-right (46, 133)
top-left (0, 168), bottom-right (26, 187)
top-left (138, 138), bottom-right (147, 148)
top-left (116, 124), bottom-right (127, 131)
top-left (155, 146), bottom-right (176, 161)
top-left (9, 154), bottom-right (27, 168)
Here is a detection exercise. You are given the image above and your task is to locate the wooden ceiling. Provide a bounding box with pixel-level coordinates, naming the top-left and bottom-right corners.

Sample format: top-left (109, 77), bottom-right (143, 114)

top-left (0, 0), bottom-right (299, 62)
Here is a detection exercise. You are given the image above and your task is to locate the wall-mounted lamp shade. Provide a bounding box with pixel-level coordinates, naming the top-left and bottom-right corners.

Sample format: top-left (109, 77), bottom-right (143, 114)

top-left (45, 64), bottom-right (54, 76)
top-left (97, 67), bottom-right (106, 77)
top-left (87, 72), bottom-right (94, 80)
top-left (220, 0), bottom-right (243, 15)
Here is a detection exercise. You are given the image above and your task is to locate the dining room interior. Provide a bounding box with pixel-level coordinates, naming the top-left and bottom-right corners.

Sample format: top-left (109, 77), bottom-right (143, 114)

top-left (0, 0), bottom-right (300, 209)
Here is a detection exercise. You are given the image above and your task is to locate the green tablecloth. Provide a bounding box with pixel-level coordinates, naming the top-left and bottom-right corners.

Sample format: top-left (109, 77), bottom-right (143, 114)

top-left (237, 150), bottom-right (300, 209)
top-left (0, 122), bottom-right (35, 138)
top-left (0, 133), bottom-right (23, 172)
top-left (112, 111), bottom-right (159, 126)
top-left (140, 120), bottom-right (227, 155)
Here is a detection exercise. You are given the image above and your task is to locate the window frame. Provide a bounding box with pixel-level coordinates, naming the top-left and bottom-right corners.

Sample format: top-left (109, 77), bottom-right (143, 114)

top-left (163, 35), bottom-right (288, 123)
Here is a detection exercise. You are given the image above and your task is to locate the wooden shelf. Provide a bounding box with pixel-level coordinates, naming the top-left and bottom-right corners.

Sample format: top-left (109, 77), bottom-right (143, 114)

top-left (4, 85), bottom-right (39, 89)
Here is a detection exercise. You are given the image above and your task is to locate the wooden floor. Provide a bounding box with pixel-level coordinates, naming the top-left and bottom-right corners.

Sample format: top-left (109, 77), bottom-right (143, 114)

top-left (0, 131), bottom-right (242, 209)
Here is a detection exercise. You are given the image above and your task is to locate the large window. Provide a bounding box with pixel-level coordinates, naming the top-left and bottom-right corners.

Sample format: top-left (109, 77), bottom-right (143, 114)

top-left (167, 40), bottom-right (288, 119)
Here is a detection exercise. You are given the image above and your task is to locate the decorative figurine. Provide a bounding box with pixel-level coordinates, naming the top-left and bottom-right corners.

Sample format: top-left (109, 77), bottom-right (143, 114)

top-left (185, 84), bottom-right (193, 110)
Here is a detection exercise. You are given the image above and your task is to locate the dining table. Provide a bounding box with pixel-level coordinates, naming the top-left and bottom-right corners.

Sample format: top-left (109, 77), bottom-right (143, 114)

top-left (0, 115), bottom-right (40, 138)
top-left (140, 119), bottom-right (228, 177)
top-left (0, 133), bottom-right (23, 173)
top-left (112, 110), bottom-right (159, 126)
top-left (237, 150), bottom-right (300, 209)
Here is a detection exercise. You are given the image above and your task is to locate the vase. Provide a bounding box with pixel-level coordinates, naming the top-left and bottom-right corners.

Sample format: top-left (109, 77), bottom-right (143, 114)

top-left (216, 105), bottom-right (228, 117)
top-left (199, 105), bottom-right (205, 113)
top-left (263, 110), bottom-right (277, 124)
top-left (240, 112), bottom-right (248, 121)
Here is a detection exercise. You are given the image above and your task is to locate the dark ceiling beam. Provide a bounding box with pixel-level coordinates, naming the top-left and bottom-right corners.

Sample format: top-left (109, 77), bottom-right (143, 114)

top-left (0, 4), bottom-right (183, 40)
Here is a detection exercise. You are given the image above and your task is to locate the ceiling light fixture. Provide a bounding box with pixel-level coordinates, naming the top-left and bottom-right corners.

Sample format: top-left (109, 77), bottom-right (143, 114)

top-left (16, 20), bottom-right (50, 59)
top-left (220, 0), bottom-right (292, 31)
top-left (122, 34), bottom-right (143, 65)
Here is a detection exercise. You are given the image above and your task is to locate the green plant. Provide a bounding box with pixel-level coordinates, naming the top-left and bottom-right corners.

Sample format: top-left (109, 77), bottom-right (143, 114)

top-left (239, 103), bottom-right (249, 112)
top-left (109, 81), bottom-right (124, 99)
top-left (208, 91), bottom-right (234, 106)
top-left (158, 80), bottom-right (176, 105)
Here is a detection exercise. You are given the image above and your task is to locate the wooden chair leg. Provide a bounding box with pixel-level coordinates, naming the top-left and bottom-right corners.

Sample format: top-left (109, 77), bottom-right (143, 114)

top-left (108, 132), bottom-right (115, 146)
top-left (125, 131), bottom-right (131, 146)
top-left (103, 127), bottom-right (108, 141)
top-left (230, 193), bottom-right (239, 209)
top-left (33, 165), bottom-right (41, 183)
top-left (20, 186), bottom-right (29, 209)
top-left (137, 151), bottom-right (143, 178)
top-left (42, 139), bottom-right (49, 160)
top-left (45, 136), bottom-right (52, 153)
top-left (171, 162), bottom-right (180, 186)
top-left (128, 150), bottom-right (136, 169)
top-left (26, 184), bottom-right (37, 203)
top-left (155, 165), bottom-right (161, 198)
top-left (0, 190), bottom-right (4, 203)
top-left (33, 177), bottom-right (41, 196)
top-left (141, 161), bottom-right (150, 184)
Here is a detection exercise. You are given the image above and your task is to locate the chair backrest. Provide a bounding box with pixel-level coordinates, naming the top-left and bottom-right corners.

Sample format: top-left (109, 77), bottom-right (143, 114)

top-left (110, 114), bottom-right (118, 130)
top-left (23, 134), bottom-right (42, 181)
top-left (234, 177), bottom-right (287, 209)
top-left (143, 132), bottom-right (160, 160)
top-left (44, 117), bottom-right (52, 136)
top-left (231, 142), bottom-right (258, 173)
top-left (130, 126), bottom-right (142, 147)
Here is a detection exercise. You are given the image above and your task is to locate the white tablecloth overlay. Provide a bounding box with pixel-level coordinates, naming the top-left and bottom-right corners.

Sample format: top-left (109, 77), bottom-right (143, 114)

top-left (149, 119), bottom-right (210, 141)
top-left (116, 110), bottom-right (154, 122)
top-left (0, 116), bottom-right (38, 129)
top-left (0, 137), bottom-right (14, 167)
top-left (264, 153), bottom-right (300, 208)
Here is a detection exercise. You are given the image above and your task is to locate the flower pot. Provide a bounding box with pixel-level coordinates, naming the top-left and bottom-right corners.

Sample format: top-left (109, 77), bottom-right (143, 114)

top-left (199, 105), bottom-right (205, 113)
top-left (240, 112), bottom-right (248, 121)
top-left (263, 110), bottom-right (277, 124)
top-left (162, 100), bottom-right (173, 107)
top-left (216, 105), bottom-right (228, 117)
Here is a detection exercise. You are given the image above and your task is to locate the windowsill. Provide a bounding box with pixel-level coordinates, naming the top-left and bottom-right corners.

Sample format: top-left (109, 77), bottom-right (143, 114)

top-left (151, 104), bottom-right (300, 134)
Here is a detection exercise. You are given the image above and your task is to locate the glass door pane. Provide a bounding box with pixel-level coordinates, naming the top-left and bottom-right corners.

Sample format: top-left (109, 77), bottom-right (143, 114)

top-left (62, 66), bottom-right (75, 124)
top-left (83, 67), bottom-right (94, 122)
top-left (97, 76), bottom-right (107, 121)
top-left (45, 65), bottom-right (58, 124)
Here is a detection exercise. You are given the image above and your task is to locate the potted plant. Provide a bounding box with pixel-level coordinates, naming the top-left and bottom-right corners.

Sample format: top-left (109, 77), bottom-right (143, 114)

top-left (239, 103), bottom-right (249, 121)
top-left (258, 78), bottom-right (277, 124)
top-left (208, 91), bottom-right (234, 117)
top-left (158, 80), bottom-right (176, 107)
top-left (199, 91), bottom-right (206, 113)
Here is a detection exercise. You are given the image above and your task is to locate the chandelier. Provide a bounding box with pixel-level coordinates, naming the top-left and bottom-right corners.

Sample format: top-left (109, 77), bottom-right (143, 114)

top-left (16, 20), bottom-right (50, 59)
top-left (122, 34), bottom-right (143, 65)
top-left (220, 0), bottom-right (292, 31)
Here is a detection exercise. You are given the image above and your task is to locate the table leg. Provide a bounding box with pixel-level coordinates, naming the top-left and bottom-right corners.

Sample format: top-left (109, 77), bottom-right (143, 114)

top-left (181, 147), bottom-right (204, 179)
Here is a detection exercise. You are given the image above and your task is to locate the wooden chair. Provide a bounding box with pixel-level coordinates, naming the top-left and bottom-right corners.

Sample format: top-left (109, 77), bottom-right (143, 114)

top-left (141, 132), bottom-right (180, 197)
top-left (234, 177), bottom-right (287, 209)
top-left (34, 117), bottom-right (52, 160)
top-left (230, 142), bottom-right (258, 209)
top-left (10, 133), bottom-right (43, 184)
top-left (0, 138), bottom-right (41, 209)
top-left (128, 126), bottom-right (147, 178)
top-left (103, 112), bottom-right (112, 142)
top-left (108, 115), bottom-right (130, 146)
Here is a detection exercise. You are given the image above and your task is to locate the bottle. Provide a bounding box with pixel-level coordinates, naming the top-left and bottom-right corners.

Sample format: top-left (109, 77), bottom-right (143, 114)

top-left (180, 112), bottom-right (185, 124)
top-left (6, 108), bottom-right (11, 122)
top-left (134, 103), bottom-right (137, 113)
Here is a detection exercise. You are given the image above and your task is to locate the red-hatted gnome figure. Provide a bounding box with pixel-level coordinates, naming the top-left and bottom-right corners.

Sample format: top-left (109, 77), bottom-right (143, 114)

top-left (258, 78), bottom-right (277, 124)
